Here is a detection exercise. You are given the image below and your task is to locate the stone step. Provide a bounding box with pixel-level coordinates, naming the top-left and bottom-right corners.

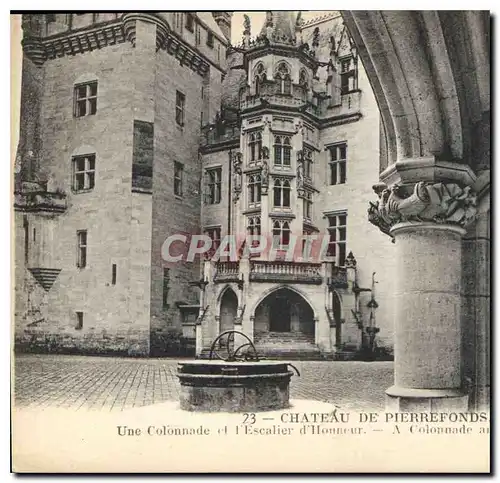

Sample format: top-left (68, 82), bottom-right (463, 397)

top-left (254, 332), bottom-right (315, 342)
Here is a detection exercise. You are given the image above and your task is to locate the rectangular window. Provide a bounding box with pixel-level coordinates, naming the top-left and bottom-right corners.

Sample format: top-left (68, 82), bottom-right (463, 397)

top-left (205, 227), bottom-right (221, 258)
top-left (205, 167), bottom-right (222, 204)
top-left (75, 312), bottom-right (84, 330)
top-left (303, 191), bottom-right (313, 220)
top-left (207, 31), bottom-right (214, 48)
top-left (77, 230), bottom-right (87, 268)
top-left (74, 81), bottom-right (97, 117)
top-left (46, 14), bottom-right (56, 23)
top-left (132, 120), bottom-right (154, 191)
top-left (247, 216), bottom-right (261, 236)
top-left (175, 90), bottom-right (185, 126)
top-left (72, 154), bottom-right (96, 192)
top-left (163, 268), bottom-right (170, 309)
top-left (174, 161), bottom-right (183, 197)
top-left (274, 136), bottom-right (291, 168)
top-left (273, 178), bottom-right (291, 208)
top-left (247, 174), bottom-right (262, 208)
top-left (340, 57), bottom-right (357, 95)
top-left (327, 214), bottom-right (347, 266)
top-left (185, 12), bottom-right (194, 32)
top-left (272, 220), bottom-right (291, 249)
top-left (112, 264), bottom-right (117, 285)
top-left (328, 143), bottom-right (347, 185)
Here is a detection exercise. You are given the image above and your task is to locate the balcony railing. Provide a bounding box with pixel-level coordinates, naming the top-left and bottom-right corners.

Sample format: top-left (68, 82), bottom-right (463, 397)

top-left (201, 123), bottom-right (240, 147)
top-left (249, 260), bottom-right (323, 284)
top-left (241, 93), bottom-right (319, 116)
top-left (213, 261), bottom-right (240, 283)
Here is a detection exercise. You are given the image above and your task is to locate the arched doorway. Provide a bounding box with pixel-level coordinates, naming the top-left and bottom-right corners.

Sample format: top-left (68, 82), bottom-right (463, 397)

top-left (254, 287), bottom-right (315, 338)
top-left (219, 288), bottom-right (238, 333)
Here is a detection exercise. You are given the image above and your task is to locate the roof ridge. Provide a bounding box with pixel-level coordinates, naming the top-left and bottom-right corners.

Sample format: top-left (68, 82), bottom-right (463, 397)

top-left (301, 11), bottom-right (340, 27)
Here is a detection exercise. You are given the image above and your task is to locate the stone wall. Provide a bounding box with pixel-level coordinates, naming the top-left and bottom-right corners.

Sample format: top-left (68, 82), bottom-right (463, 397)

top-left (149, 43), bottom-right (207, 348)
top-left (317, 62), bottom-right (396, 350)
top-left (14, 31), bottom-right (153, 355)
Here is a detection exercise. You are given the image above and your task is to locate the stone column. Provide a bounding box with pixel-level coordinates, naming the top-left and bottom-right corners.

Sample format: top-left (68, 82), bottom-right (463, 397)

top-left (368, 160), bottom-right (477, 411)
top-left (389, 222), bottom-right (466, 410)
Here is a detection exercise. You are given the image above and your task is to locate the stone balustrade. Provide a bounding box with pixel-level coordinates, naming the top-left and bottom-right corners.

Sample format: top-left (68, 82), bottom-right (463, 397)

top-left (249, 260), bottom-right (323, 284)
top-left (213, 261), bottom-right (240, 282)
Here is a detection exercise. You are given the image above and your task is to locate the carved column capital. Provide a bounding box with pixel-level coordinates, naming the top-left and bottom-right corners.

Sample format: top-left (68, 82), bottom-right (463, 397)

top-left (368, 181), bottom-right (477, 238)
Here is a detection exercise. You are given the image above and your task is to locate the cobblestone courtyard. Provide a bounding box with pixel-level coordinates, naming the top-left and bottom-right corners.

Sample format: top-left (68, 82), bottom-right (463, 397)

top-left (14, 354), bottom-right (393, 412)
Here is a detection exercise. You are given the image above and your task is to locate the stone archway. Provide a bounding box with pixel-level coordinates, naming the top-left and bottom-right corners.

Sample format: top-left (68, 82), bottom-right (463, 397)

top-left (219, 287), bottom-right (238, 333)
top-left (341, 10), bottom-right (490, 411)
top-left (253, 287), bottom-right (315, 340)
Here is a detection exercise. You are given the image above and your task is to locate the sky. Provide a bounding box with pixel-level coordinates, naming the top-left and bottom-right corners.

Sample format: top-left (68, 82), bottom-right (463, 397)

top-left (10, 11), bottom-right (335, 163)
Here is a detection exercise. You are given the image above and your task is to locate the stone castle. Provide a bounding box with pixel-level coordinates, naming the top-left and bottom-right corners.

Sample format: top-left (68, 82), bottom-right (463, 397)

top-left (14, 11), bottom-right (397, 359)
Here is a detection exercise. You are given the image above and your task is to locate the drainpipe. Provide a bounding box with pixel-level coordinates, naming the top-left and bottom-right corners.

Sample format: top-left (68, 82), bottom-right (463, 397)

top-left (228, 149), bottom-right (232, 236)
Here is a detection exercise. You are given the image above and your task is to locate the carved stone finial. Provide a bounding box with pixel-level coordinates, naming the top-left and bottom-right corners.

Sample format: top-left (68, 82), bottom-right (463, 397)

top-left (232, 152), bottom-right (242, 200)
top-left (243, 14), bottom-right (251, 34)
top-left (368, 181), bottom-right (477, 237)
top-left (345, 251), bottom-right (357, 268)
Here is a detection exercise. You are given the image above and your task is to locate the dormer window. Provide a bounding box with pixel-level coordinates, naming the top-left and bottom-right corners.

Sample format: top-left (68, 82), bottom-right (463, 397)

top-left (340, 56), bottom-right (357, 95)
top-left (275, 62), bottom-right (291, 95)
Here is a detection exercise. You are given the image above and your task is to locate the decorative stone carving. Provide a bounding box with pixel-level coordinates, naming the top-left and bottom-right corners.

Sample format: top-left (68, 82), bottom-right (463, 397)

top-left (232, 152), bottom-right (242, 201)
top-left (296, 150), bottom-right (304, 194)
top-left (294, 120), bottom-right (304, 135)
top-left (261, 159), bottom-right (269, 194)
top-left (368, 181), bottom-right (477, 237)
top-left (345, 251), bottom-right (357, 268)
top-left (243, 14), bottom-right (251, 33)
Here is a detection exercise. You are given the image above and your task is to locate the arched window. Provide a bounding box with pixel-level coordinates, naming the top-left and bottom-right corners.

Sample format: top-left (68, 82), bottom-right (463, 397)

top-left (254, 63), bottom-right (266, 96)
top-left (248, 131), bottom-right (263, 162)
top-left (247, 216), bottom-right (261, 236)
top-left (299, 69), bottom-right (309, 88)
top-left (247, 174), bottom-right (262, 207)
top-left (273, 178), bottom-right (291, 208)
top-left (274, 136), bottom-right (291, 167)
top-left (272, 220), bottom-right (291, 248)
top-left (275, 62), bottom-right (292, 95)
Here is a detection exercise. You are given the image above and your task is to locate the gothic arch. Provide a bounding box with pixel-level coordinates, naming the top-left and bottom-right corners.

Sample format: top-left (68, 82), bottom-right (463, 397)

top-left (216, 284), bottom-right (239, 311)
top-left (341, 11), bottom-right (489, 172)
top-left (250, 284), bottom-right (318, 320)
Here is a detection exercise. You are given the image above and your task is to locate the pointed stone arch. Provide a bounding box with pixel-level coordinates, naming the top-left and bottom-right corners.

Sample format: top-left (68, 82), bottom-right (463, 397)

top-left (251, 284), bottom-right (318, 320)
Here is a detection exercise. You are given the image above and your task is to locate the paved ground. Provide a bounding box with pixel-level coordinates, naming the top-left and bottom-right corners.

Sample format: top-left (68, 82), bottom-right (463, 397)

top-left (13, 354), bottom-right (393, 412)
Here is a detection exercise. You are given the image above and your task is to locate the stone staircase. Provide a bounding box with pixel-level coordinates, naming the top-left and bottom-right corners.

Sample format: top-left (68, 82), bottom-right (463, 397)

top-left (253, 331), bottom-right (324, 360)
